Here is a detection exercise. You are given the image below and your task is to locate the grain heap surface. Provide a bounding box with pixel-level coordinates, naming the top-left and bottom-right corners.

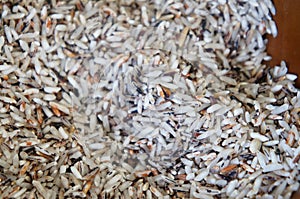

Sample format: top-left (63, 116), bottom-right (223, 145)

top-left (0, 0), bottom-right (299, 198)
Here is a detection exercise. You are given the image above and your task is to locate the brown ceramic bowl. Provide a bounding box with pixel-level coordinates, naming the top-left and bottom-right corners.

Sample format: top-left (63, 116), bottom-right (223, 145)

top-left (267, 0), bottom-right (300, 88)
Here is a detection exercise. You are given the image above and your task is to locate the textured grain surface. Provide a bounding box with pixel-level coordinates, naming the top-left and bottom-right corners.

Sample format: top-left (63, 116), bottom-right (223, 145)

top-left (0, 0), bottom-right (299, 198)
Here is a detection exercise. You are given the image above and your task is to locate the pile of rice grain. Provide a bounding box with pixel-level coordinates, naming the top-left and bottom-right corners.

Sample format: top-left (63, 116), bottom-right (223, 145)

top-left (0, 0), bottom-right (300, 198)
